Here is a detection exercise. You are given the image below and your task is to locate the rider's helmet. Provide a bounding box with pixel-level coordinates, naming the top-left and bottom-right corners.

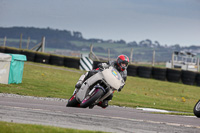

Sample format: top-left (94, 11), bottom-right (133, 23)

top-left (117, 54), bottom-right (129, 71)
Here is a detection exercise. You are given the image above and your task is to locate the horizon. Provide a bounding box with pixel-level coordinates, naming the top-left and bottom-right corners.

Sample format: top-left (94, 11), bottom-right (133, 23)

top-left (1, 26), bottom-right (200, 48)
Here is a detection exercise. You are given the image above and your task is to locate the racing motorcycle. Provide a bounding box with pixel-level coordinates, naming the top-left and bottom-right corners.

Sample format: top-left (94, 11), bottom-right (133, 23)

top-left (193, 100), bottom-right (200, 118)
top-left (66, 66), bottom-right (124, 109)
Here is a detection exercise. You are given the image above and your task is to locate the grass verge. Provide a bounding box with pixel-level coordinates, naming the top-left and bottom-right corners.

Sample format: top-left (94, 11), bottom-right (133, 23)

top-left (0, 121), bottom-right (105, 133)
top-left (0, 62), bottom-right (199, 113)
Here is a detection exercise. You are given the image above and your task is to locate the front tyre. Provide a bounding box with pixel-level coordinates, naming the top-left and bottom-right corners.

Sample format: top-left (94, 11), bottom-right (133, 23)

top-left (80, 89), bottom-right (104, 108)
top-left (194, 100), bottom-right (200, 118)
top-left (66, 94), bottom-right (80, 107)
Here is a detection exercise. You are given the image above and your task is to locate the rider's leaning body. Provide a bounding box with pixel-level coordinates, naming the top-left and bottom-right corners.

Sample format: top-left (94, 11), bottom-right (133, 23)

top-left (74, 54), bottom-right (129, 108)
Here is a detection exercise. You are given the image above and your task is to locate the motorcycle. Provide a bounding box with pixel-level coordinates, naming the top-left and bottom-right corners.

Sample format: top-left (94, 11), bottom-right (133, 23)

top-left (193, 100), bottom-right (200, 118)
top-left (66, 66), bottom-right (124, 109)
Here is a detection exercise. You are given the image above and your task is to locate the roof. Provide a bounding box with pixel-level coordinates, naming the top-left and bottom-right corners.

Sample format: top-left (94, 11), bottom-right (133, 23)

top-left (174, 51), bottom-right (196, 57)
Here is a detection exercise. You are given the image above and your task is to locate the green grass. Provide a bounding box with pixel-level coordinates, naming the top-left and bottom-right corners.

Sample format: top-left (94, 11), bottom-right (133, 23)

top-left (70, 41), bottom-right (122, 49)
top-left (0, 62), bottom-right (199, 113)
top-left (0, 121), bottom-right (105, 133)
top-left (0, 62), bottom-right (82, 98)
top-left (0, 38), bottom-right (37, 44)
top-left (132, 63), bottom-right (166, 68)
top-left (112, 76), bottom-right (199, 112)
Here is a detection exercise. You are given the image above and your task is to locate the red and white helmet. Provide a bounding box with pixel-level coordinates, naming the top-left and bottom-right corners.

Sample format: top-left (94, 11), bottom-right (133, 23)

top-left (117, 55), bottom-right (129, 71)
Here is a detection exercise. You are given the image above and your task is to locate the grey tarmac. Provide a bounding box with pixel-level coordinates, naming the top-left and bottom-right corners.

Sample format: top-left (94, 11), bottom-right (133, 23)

top-left (0, 93), bottom-right (200, 133)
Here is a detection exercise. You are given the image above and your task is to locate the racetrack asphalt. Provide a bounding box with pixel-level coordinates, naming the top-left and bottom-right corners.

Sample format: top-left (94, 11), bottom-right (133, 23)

top-left (0, 93), bottom-right (200, 133)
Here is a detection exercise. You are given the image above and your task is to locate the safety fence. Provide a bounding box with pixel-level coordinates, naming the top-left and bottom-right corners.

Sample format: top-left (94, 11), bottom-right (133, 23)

top-left (1, 46), bottom-right (200, 87)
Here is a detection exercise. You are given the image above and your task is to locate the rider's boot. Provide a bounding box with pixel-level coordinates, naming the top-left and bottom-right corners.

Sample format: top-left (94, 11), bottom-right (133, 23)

top-left (73, 82), bottom-right (82, 95)
top-left (98, 100), bottom-right (109, 108)
top-left (97, 93), bottom-right (113, 108)
top-left (75, 81), bottom-right (83, 89)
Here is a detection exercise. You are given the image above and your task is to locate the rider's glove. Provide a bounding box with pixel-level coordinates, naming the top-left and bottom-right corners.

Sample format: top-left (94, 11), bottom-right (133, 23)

top-left (118, 86), bottom-right (123, 92)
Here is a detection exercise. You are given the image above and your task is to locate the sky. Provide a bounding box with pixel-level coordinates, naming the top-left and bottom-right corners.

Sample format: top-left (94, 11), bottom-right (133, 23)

top-left (0, 0), bottom-right (200, 46)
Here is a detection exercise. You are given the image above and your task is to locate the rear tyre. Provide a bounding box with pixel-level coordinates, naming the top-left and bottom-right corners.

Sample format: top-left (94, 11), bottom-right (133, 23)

top-left (80, 89), bottom-right (104, 108)
top-left (194, 100), bottom-right (200, 118)
top-left (66, 94), bottom-right (80, 107)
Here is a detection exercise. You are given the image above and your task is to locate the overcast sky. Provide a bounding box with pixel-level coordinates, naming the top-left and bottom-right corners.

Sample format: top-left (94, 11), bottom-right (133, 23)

top-left (0, 0), bottom-right (200, 46)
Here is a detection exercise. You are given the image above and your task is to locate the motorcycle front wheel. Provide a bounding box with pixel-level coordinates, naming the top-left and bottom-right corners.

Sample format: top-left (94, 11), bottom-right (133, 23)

top-left (80, 88), bottom-right (104, 108)
top-left (193, 100), bottom-right (200, 118)
top-left (66, 94), bottom-right (80, 107)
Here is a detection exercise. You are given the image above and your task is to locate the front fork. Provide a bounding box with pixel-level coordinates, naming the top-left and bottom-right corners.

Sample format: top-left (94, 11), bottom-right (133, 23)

top-left (95, 89), bottom-right (113, 105)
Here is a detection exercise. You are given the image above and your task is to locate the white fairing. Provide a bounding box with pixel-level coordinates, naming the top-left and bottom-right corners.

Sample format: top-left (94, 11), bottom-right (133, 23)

top-left (102, 66), bottom-right (124, 90)
top-left (76, 66), bottom-right (124, 102)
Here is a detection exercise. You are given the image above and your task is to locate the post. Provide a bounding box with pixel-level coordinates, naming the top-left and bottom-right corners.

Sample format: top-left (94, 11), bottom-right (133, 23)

top-left (90, 44), bottom-right (93, 54)
top-left (3, 36), bottom-right (6, 47)
top-left (31, 42), bottom-right (42, 51)
top-left (89, 44), bottom-right (93, 59)
top-left (26, 37), bottom-right (30, 49)
top-left (89, 44), bottom-right (99, 61)
top-left (19, 33), bottom-right (23, 48)
top-left (152, 50), bottom-right (155, 66)
top-left (171, 52), bottom-right (174, 68)
top-left (41, 36), bottom-right (45, 52)
top-left (197, 58), bottom-right (199, 72)
top-left (108, 48), bottom-right (110, 61)
top-left (130, 48), bottom-right (133, 64)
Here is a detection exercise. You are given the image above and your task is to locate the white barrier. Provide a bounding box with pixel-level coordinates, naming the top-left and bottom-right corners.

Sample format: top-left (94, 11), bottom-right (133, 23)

top-left (0, 53), bottom-right (12, 84)
top-left (79, 54), bottom-right (93, 71)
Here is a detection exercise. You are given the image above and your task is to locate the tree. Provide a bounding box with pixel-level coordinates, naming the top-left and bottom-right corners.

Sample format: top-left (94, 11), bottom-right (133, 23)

top-left (115, 39), bottom-right (126, 44)
top-left (73, 31), bottom-right (83, 39)
top-left (127, 41), bottom-right (138, 47)
top-left (154, 41), bottom-right (160, 47)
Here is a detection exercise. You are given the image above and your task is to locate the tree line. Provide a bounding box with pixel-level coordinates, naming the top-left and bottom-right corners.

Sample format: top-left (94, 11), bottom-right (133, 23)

top-left (0, 26), bottom-right (199, 62)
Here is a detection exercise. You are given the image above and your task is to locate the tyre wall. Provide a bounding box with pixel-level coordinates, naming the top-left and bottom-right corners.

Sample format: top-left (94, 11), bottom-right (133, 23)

top-left (1, 47), bottom-right (200, 86)
top-left (21, 50), bottom-right (36, 62)
top-left (49, 55), bottom-right (64, 66)
top-left (0, 46), bottom-right (5, 53)
top-left (34, 52), bottom-right (50, 64)
top-left (195, 73), bottom-right (200, 86)
top-left (64, 57), bottom-right (80, 69)
top-left (127, 65), bottom-right (138, 76)
top-left (181, 70), bottom-right (196, 85)
top-left (152, 67), bottom-right (167, 81)
top-left (5, 47), bottom-right (22, 54)
top-left (166, 68), bottom-right (181, 83)
top-left (137, 66), bottom-right (152, 78)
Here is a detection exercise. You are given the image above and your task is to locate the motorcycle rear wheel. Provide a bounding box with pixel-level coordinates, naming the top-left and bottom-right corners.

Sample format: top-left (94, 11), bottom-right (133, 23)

top-left (80, 88), bottom-right (104, 108)
top-left (66, 94), bottom-right (80, 107)
top-left (193, 100), bottom-right (200, 118)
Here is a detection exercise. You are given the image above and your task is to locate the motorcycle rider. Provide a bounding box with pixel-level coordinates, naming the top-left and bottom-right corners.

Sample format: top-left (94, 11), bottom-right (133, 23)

top-left (74, 54), bottom-right (129, 108)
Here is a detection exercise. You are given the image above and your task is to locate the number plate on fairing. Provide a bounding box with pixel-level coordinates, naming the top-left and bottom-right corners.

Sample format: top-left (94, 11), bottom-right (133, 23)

top-left (111, 69), bottom-right (120, 80)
